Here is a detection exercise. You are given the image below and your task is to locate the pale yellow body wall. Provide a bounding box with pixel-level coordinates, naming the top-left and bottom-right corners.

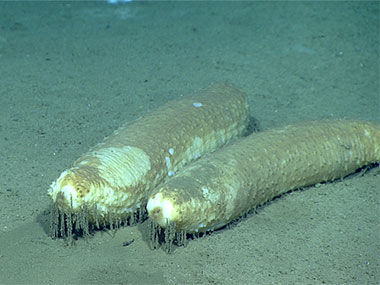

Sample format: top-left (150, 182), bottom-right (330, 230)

top-left (48, 83), bottom-right (249, 228)
top-left (147, 120), bottom-right (380, 233)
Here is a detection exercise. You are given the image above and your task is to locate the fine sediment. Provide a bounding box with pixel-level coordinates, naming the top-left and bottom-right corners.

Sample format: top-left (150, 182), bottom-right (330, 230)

top-left (147, 120), bottom-right (380, 243)
top-left (48, 82), bottom-right (249, 237)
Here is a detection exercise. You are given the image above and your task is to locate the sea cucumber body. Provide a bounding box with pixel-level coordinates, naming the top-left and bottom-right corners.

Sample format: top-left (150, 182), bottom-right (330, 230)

top-left (147, 120), bottom-right (380, 233)
top-left (48, 83), bottom-right (249, 232)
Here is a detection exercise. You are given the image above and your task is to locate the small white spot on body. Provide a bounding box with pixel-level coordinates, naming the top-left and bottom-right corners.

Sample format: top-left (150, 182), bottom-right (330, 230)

top-left (168, 148), bottom-right (174, 155)
top-left (165, 156), bottom-right (172, 169)
top-left (168, 171), bottom-right (175, 177)
top-left (193, 102), bottom-right (203, 107)
top-left (201, 186), bottom-right (209, 196)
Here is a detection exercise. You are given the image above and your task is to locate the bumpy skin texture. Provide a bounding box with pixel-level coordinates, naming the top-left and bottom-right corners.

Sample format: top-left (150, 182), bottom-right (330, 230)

top-left (48, 83), bottom-right (249, 224)
top-left (147, 120), bottom-right (380, 233)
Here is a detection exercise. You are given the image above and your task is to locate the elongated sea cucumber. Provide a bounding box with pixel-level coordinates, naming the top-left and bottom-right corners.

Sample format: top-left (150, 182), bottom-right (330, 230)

top-left (147, 120), bottom-right (379, 248)
top-left (48, 82), bottom-right (250, 237)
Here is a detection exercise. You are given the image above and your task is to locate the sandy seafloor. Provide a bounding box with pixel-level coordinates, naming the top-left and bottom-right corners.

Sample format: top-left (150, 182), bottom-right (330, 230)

top-left (0, 1), bottom-right (379, 284)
